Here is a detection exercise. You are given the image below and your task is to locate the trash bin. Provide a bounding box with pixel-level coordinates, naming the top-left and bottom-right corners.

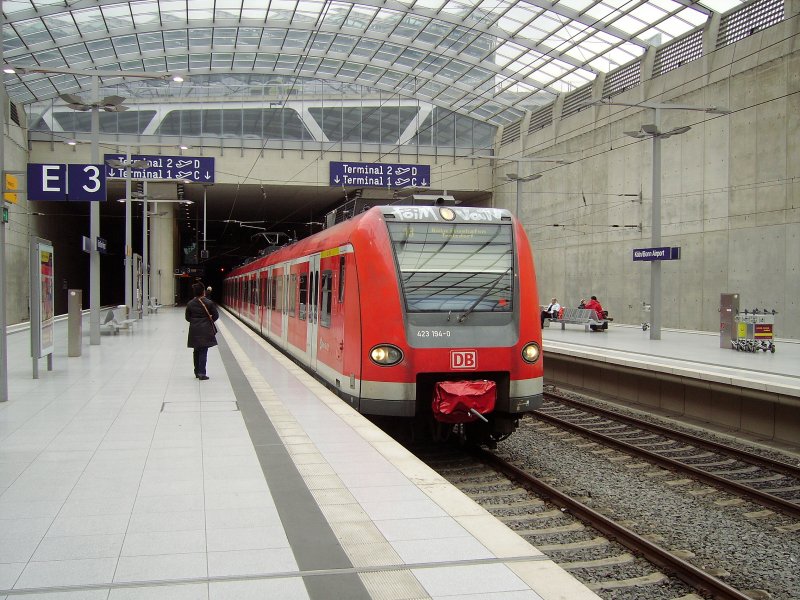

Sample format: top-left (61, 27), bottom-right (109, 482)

top-left (68, 289), bottom-right (82, 357)
top-left (641, 301), bottom-right (651, 331)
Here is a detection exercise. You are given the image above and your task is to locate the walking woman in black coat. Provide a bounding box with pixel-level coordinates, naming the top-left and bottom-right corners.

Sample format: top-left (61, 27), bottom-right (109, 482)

top-left (185, 282), bottom-right (219, 380)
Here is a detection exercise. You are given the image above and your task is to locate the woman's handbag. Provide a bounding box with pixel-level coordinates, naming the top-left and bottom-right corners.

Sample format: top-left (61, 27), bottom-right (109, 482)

top-left (196, 298), bottom-right (217, 334)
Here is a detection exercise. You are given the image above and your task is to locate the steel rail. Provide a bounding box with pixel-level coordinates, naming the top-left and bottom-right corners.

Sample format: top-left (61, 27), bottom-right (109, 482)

top-left (473, 447), bottom-right (755, 600)
top-left (536, 394), bottom-right (800, 519)
top-left (544, 391), bottom-right (800, 478)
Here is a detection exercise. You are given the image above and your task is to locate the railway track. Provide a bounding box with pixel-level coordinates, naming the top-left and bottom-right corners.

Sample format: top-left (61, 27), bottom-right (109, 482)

top-left (536, 391), bottom-right (800, 519)
top-left (415, 445), bottom-right (754, 600)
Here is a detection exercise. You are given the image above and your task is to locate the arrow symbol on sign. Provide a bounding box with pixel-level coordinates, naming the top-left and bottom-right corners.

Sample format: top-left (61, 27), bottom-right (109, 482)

top-left (334, 176), bottom-right (341, 184)
top-left (421, 179), bottom-right (428, 186)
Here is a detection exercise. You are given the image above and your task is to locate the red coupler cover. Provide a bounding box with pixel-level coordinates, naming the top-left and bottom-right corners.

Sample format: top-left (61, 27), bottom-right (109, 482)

top-left (432, 380), bottom-right (497, 423)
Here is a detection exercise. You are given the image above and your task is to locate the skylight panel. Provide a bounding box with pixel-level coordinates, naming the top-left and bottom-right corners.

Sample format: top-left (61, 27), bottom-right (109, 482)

top-left (61, 43), bottom-right (92, 65)
top-left (159, 0), bottom-right (188, 24)
top-left (654, 14), bottom-right (698, 39)
top-left (129, 1), bottom-right (160, 27)
top-left (188, 4), bottom-right (214, 21)
top-left (630, 4), bottom-right (669, 24)
top-left (211, 53), bottom-right (234, 69)
top-left (214, 28), bottom-right (239, 46)
top-left (555, 0), bottom-right (594, 11)
top-left (348, 5), bottom-right (379, 28)
top-left (166, 55), bottom-right (190, 71)
top-left (42, 14), bottom-right (80, 40)
top-left (295, 0), bottom-right (327, 24)
top-left (102, 4), bottom-right (134, 30)
top-left (372, 8), bottom-right (405, 33)
top-left (698, 0), bottom-right (743, 11)
top-left (414, 0), bottom-right (448, 9)
top-left (613, 14), bottom-right (649, 35)
top-left (138, 32), bottom-right (166, 53)
top-left (285, 31), bottom-right (312, 49)
top-left (520, 13), bottom-right (568, 43)
top-left (269, 0), bottom-right (297, 22)
top-left (498, 5), bottom-right (542, 34)
top-left (164, 30), bottom-right (189, 50)
top-left (72, 8), bottom-right (108, 36)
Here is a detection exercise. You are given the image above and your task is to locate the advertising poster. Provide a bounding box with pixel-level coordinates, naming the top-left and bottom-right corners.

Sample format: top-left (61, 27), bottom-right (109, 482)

top-left (38, 243), bottom-right (55, 357)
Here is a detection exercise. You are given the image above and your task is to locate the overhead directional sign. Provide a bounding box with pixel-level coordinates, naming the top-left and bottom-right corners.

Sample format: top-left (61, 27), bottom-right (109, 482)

top-left (330, 161), bottom-right (430, 188)
top-left (27, 163), bottom-right (106, 202)
top-left (105, 154), bottom-right (215, 183)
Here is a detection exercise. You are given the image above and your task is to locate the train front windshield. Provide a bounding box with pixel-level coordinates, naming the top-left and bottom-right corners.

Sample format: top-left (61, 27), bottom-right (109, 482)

top-left (387, 222), bottom-right (514, 313)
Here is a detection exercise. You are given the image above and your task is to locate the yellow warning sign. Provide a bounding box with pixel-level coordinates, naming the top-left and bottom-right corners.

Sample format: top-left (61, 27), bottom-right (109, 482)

top-left (4, 173), bottom-right (19, 204)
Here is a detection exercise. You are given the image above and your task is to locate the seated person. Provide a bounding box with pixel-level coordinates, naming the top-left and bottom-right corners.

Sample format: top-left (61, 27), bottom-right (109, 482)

top-left (584, 296), bottom-right (607, 331)
top-left (540, 297), bottom-right (561, 327)
top-left (578, 298), bottom-right (586, 309)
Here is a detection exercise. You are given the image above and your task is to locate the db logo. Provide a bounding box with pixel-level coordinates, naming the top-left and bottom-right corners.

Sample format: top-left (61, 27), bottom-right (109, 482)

top-left (451, 350), bottom-right (477, 370)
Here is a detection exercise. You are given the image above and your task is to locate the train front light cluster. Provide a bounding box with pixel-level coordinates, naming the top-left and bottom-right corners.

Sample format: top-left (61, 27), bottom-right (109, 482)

top-left (370, 344), bottom-right (403, 366)
top-left (522, 342), bottom-right (541, 364)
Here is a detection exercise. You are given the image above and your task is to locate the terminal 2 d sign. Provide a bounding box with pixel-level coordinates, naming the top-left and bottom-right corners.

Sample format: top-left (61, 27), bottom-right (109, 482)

top-left (105, 154), bottom-right (215, 183)
top-left (330, 161), bottom-right (430, 188)
top-left (27, 163), bottom-right (106, 201)
top-left (633, 246), bottom-right (681, 261)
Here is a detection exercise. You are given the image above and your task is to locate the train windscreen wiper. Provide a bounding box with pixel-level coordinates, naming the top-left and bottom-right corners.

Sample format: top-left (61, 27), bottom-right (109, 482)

top-left (457, 268), bottom-right (511, 323)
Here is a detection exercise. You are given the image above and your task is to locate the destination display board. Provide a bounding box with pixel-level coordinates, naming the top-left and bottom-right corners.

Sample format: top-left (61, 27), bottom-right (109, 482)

top-left (330, 161), bottom-right (430, 188)
top-left (105, 154), bottom-right (215, 183)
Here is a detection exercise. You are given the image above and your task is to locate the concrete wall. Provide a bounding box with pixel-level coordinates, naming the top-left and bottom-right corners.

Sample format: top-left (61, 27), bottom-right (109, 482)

top-left (4, 111), bottom-right (36, 324)
top-left (500, 17), bottom-right (800, 339)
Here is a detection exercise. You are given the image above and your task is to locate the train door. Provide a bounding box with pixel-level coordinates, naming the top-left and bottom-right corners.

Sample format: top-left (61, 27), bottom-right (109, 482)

top-left (307, 254), bottom-right (320, 371)
top-left (259, 269), bottom-right (268, 335)
top-left (280, 269), bottom-right (290, 348)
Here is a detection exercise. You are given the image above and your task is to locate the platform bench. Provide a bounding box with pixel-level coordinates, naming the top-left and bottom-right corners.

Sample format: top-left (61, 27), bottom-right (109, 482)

top-left (548, 307), bottom-right (608, 332)
top-left (112, 306), bottom-right (137, 331)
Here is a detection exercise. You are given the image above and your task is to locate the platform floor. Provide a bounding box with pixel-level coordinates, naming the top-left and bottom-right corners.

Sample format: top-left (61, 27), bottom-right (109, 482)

top-left (542, 322), bottom-right (800, 398)
top-left (0, 309), bottom-right (598, 600)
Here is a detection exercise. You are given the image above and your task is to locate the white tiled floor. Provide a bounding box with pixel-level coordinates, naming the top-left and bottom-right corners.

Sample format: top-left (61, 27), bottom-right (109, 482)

top-left (0, 309), bottom-right (601, 600)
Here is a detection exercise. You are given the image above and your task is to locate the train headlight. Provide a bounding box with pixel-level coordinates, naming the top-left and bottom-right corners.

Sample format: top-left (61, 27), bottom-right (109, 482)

top-left (370, 344), bottom-right (403, 366)
top-left (522, 342), bottom-right (541, 364)
top-left (439, 207), bottom-right (456, 221)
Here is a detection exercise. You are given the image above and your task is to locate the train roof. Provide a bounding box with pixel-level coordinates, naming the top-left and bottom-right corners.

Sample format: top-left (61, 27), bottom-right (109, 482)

top-left (225, 205), bottom-right (514, 278)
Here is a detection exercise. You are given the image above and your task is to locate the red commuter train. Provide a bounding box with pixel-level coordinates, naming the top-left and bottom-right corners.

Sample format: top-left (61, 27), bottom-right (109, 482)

top-left (223, 204), bottom-right (543, 445)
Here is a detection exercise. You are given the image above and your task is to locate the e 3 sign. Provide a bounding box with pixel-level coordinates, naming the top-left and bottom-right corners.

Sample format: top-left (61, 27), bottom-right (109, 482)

top-left (27, 163), bottom-right (106, 202)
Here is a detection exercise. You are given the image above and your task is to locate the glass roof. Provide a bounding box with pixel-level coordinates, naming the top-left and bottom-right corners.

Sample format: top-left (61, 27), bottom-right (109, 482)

top-left (2, 0), bottom-right (744, 125)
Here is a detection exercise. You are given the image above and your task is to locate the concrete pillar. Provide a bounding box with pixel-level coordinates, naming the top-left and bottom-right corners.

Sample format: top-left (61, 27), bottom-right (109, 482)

top-left (147, 182), bottom-right (178, 307)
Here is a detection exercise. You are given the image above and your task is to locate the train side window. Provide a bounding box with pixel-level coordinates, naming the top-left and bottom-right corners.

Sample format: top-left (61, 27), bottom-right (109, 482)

top-left (338, 256), bottom-right (345, 303)
top-left (270, 277), bottom-right (277, 310)
top-left (260, 276), bottom-right (267, 307)
top-left (276, 275), bottom-right (284, 312)
top-left (299, 274), bottom-right (308, 321)
top-left (320, 270), bottom-right (333, 328)
top-left (288, 274), bottom-right (297, 317)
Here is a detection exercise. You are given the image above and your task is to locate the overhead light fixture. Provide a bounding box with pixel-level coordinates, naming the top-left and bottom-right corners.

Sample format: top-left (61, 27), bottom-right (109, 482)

top-left (172, 75), bottom-right (184, 83)
top-left (624, 125), bottom-right (691, 140)
top-left (3, 67), bottom-right (16, 74)
top-left (178, 145), bottom-right (189, 150)
top-left (65, 140), bottom-right (78, 146)
top-left (60, 92), bottom-right (129, 113)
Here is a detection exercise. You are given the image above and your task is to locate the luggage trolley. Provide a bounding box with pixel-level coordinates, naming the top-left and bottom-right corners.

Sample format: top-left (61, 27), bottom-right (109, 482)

top-left (733, 309), bottom-right (777, 353)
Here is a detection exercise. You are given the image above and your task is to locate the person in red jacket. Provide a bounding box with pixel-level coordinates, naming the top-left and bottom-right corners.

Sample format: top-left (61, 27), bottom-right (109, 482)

top-left (584, 296), bottom-right (606, 331)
